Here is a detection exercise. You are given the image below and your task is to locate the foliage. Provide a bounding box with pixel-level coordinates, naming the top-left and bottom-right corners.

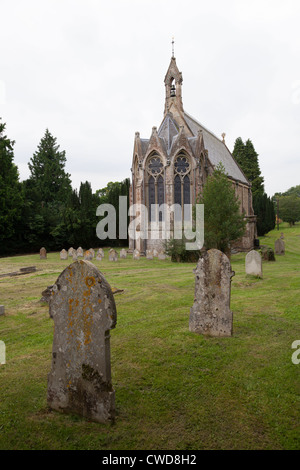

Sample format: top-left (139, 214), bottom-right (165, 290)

top-left (196, 163), bottom-right (246, 254)
top-left (0, 120), bottom-right (24, 255)
top-left (277, 195), bottom-right (300, 226)
top-left (253, 192), bottom-right (276, 236)
top-left (232, 137), bottom-right (264, 197)
top-left (164, 236), bottom-right (200, 262)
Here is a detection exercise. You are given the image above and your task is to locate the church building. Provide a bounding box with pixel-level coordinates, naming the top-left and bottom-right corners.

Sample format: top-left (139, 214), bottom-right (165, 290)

top-left (129, 53), bottom-right (256, 254)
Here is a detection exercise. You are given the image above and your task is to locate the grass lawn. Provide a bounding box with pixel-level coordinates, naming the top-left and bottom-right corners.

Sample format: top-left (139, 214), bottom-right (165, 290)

top-left (0, 223), bottom-right (299, 450)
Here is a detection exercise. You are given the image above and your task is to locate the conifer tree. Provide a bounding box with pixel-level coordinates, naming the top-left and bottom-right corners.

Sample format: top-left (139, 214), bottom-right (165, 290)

top-left (0, 120), bottom-right (23, 254)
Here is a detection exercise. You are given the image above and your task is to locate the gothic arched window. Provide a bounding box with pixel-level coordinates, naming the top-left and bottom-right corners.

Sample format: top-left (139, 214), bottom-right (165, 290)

top-left (146, 155), bottom-right (164, 221)
top-left (174, 154), bottom-right (191, 221)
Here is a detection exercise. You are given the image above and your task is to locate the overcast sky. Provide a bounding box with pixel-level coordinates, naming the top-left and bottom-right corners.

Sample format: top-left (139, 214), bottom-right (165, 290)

top-left (1, 0), bottom-right (299, 197)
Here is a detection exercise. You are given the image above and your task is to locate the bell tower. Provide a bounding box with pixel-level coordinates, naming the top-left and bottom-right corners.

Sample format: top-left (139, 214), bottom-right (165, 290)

top-left (164, 40), bottom-right (185, 124)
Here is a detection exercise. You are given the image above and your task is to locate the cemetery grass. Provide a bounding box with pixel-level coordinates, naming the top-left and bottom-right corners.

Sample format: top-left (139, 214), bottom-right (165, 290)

top-left (0, 223), bottom-right (299, 450)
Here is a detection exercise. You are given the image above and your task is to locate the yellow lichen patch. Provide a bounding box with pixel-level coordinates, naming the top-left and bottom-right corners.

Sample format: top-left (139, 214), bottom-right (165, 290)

top-left (85, 276), bottom-right (96, 288)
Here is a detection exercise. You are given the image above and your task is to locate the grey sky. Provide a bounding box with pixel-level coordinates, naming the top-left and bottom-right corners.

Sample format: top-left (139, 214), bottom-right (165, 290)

top-left (1, 0), bottom-right (299, 197)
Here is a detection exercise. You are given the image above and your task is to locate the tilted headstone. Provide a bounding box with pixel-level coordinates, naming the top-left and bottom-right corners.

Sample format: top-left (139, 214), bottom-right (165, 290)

top-left (68, 247), bottom-right (75, 257)
top-left (275, 239), bottom-right (285, 255)
top-left (189, 249), bottom-right (235, 337)
top-left (109, 249), bottom-right (118, 262)
top-left (120, 249), bottom-right (127, 259)
top-left (60, 249), bottom-right (68, 260)
top-left (260, 246), bottom-right (276, 261)
top-left (40, 247), bottom-right (47, 259)
top-left (47, 260), bottom-right (117, 423)
top-left (84, 250), bottom-right (93, 261)
top-left (77, 247), bottom-right (84, 257)
top-left (245, 250), bottom-right (263, 278)
top-left (146, 250), bottom-right (153, 260)
top-left (133, 249), bottom-right (140, 260)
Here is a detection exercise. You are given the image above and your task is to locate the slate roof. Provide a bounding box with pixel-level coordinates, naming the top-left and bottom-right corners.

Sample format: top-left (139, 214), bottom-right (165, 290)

top-left (183, 112), bottom-right (249, 184)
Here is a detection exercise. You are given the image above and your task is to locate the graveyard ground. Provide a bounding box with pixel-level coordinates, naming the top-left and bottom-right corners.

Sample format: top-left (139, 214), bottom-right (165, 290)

top-left (0, 223), bottom-right (299, 450)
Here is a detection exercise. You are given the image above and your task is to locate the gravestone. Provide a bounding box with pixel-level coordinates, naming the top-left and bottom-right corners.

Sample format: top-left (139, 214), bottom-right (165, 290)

top-left (77, 247), bottom-right (84, 257)
top-left (84, 250), bottom-right (93, 261)
top-left (47, 260), bottom-right (117, 423)
top-left (133, 249), bottom-right (140, 260)
top-left (89, 248), bottom-right (95, 258)
top-left (0, 341), bottom-right (5, 365)
top-left (109, 249), bottom-right (118, 262)
top-left (96, 253), bottom-right (102, 261)
top-left (275, 239), bottom-right (285, 255)
top-left (245, 250), bottom-right (263, 278)
top-left (280, 233), bottom-right (284, 239)
top-left (153, 249), bottom-right (158, 257)
top-left (120, 249), bottom-right (127, 259)
top-left (60, 249), bottom-right (68, 260)
top-left (158, 252), bottom-right (166, 260)
top-left (0, 305), bottom-right (4, 316)
top-left (40, 247), bottom-right (47, 259)
top-left (146, 250), bottom-right (153, 260)
top-left (260, 246), bottom-right (276, 261)
top-left (189, 249), bottom-right (235, 337)
top-left (72, 252), bottom-right (78, 261)
top-left (68, 247), bottom-right (75, 257)
top-left (97, 248), bottom-right (104, 258)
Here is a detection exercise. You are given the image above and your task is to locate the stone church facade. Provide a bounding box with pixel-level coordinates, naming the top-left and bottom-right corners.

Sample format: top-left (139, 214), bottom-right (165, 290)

top-left (129, 55), bottom-right (256, 254)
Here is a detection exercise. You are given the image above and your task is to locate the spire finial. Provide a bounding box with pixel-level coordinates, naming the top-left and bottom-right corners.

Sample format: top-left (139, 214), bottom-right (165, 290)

top-left (172, 37), bottom-right (175, 58)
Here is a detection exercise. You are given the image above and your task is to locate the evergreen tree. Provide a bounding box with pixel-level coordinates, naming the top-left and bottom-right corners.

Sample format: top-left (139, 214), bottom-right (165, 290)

top-left (197, 163), bottom-right (246, 254)
top-left (0, 120), bottom-right (24, 255)
top-left (232, 137), bottom-right (264, 197)
top-left (24, 129), bottom-right (72, 249)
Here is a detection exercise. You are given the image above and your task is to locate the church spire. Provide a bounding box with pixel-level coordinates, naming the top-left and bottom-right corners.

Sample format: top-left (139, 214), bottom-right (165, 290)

top-left (164, 48), bottom-right (184, 118)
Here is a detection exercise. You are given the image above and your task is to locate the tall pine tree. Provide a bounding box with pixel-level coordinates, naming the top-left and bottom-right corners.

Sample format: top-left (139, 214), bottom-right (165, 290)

top-left (24, 129), bottom-right (72, 249)
top-left (232, 137), bottom-right (274, 236)
top-left (0, 120), bottom-right (23, 255)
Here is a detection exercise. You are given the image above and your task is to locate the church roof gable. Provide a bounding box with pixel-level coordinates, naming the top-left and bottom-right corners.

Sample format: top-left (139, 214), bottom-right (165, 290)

top-left (184, 112), bottom-right (249, 185)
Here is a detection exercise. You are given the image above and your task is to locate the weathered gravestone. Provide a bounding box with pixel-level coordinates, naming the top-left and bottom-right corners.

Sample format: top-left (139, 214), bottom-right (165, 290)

top-left (40, 247), bottom-right (47, 259)
top-left (109, 249), bottom-right (118, 262)
top-left (96, 253), bottom-right (102, 261)
top-left (146, 250), bottom-right (153, 260)
top-left (153, 249), bottom-right (158, 258)
top-left (189, 249), bottom-right (235, 337)
top-left (84, 250), bottom-right (93, 261)
top-left (133, 249), bottom-right (140, 260)
top-left (60, 249), bottom-right (68, 260)
top-left (77, 247), bottom-right (84, 257)
top-left (275, 239), bottom-right (285, 255)
top-left (97, 248), bottom-right (104, 258)
top-left (68, 247), bottom-right (75, 257)
top-left (280, 232), bottom-right (284, 239)
top-left (120, 249), bottom-right (127, 259)
top-left (260, 245), bottom-right (276, 261)
top-left (47, 260), bottom-right (117, 423)
top-left (89, 248), bottom-right (95, 258)
top-left (245, 250), bottom-right (263, 278)
top-left (72, 252), bottom-right (78, 261)
top-left (0, 305), bottom-right (4, 316)
top-left (158, 251), bottom-right (166, 260)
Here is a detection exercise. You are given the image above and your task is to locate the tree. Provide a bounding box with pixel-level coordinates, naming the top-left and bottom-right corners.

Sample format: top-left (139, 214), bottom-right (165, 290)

top-left (24, 129), bottom-right (72, 250)
top-left (0, 120), bottom-right (23, 255)
top-left (196, 163), bottom-right (246, 254)
top-left (253, 193), bottom-right (276, 236)
top-left (232, 137), bottom-right (264, 197)
top-left (278, 195), bottom-right (300, 226)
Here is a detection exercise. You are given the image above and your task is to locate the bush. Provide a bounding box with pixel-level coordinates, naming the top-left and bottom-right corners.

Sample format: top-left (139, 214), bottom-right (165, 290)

top-left (164, 237), bottom-right (200, 263)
